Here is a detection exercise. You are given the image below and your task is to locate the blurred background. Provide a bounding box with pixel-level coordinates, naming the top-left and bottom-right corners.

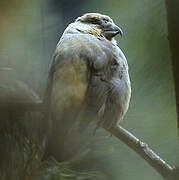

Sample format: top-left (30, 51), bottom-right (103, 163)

top-left (0, 0), bottom-right (178, 180)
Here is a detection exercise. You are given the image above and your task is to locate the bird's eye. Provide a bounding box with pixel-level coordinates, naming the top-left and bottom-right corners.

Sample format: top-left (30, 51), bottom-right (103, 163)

top-left (103, 19), bottom-right (109, 23)
top-left (112, 59), bottom-right (119, 66)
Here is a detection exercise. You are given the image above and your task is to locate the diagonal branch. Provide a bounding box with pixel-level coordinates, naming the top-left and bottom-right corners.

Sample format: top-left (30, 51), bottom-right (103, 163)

top-left (104, 125), bottom-right (178, 180)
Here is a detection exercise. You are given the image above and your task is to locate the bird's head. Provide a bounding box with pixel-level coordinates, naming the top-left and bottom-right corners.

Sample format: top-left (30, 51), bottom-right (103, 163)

top-left (75, 13), bottom-right (123, 41)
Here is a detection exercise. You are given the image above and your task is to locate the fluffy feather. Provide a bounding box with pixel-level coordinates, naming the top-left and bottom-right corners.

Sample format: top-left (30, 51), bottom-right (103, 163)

top-left (45, 13), bottom-right (131, 160)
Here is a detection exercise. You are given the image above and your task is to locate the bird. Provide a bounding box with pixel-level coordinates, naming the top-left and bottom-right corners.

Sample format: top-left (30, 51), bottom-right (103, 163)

top-left (44, 13), bottom-right (131, 160)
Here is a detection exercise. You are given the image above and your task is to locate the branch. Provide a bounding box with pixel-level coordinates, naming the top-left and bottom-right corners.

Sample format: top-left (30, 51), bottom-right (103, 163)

top-left (104, 125), bottom-right (179, 180)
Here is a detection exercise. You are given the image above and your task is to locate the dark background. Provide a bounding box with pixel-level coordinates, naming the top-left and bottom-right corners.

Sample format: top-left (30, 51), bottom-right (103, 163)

top-left (0, 0), bottom-right (179, 179)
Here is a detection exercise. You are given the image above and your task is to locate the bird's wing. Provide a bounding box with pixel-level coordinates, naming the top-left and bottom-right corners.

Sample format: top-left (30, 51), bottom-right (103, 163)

top-left (97, 47), bottom-right (131, 129)
top-left (50, 34), bottom-right (112, 132)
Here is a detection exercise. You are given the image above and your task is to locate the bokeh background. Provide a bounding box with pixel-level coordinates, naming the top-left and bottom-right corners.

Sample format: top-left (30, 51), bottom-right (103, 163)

top-left (0, 0), bottom-right (178, 180)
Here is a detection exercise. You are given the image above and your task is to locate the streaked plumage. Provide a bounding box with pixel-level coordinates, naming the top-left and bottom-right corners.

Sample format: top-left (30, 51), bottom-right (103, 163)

top-left (46, 13), bottom-right (131, 160)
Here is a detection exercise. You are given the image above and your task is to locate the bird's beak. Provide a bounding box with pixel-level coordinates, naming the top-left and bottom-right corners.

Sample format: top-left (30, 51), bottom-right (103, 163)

top-left (102, 23), bottom-right (123, 40)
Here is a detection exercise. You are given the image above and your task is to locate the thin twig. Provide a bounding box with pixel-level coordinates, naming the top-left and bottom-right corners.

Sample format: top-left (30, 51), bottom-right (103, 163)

top-left (104, 125), bottom-right (178, 179)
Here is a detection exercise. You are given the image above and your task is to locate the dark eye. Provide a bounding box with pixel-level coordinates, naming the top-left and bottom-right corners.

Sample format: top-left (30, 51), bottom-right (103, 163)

top-left (103, 19), bottom-right (109, 23)
top-left (112, 60), bottom-right (119, 66)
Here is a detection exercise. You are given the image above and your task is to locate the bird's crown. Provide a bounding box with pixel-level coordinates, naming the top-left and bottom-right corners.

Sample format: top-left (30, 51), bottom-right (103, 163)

top-left (75, 13), bottom-right (113, 24)
top-left (74, 13), bottom-right (122, 41)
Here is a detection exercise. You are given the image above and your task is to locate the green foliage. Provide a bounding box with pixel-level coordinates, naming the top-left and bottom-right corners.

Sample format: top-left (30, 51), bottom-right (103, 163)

top-left (43, 158), bottom-right (107, 180)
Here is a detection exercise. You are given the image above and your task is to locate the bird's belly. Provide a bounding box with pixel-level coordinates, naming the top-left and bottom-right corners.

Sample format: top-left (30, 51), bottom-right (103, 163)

top-left (51, 58), bottom-right (87, 116)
